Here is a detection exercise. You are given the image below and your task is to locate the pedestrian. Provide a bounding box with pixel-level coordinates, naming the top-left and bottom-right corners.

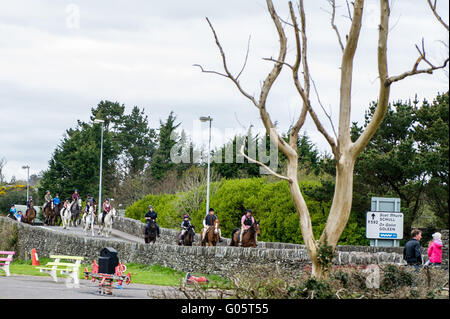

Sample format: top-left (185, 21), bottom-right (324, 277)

top-left (426, 232), bottom-right (443, 267)
top-left (403, 229), bottom-right (423, 270)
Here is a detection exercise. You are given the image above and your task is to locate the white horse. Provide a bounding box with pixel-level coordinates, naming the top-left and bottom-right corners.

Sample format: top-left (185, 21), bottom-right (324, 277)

top-left (83, 206), bottom-right (96, 236)
top-left (61, 202), bottom-right (73, 229)
top-left (99, 208), bottom-right (116, 237)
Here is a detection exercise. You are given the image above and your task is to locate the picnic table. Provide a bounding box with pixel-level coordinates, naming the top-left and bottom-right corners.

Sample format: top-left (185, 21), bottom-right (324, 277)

top-left (0, 251), bottom-right (16, 276)
top-left (38, 254), bottom-right (84, 288)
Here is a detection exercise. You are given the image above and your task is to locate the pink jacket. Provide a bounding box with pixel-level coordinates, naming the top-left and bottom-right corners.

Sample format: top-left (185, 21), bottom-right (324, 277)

top-left (427, 240), bottom-right (443, 263)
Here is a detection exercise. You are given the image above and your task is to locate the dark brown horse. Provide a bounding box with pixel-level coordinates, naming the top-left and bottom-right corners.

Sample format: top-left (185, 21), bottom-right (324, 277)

top-left (50, 203), bottom-right (61, 226)
top-left (178, 225), bottom-right (195, 246)
top-left (43, 203), bottom-right (53, 225)
top-left (144, 219), bottom-right (157, 244)
top-left (23, 206), bottom-right (36, 225)
top-left (230, 221), bottom-right (260, 248)
top-left (201, 219), bottom-right (220, 247)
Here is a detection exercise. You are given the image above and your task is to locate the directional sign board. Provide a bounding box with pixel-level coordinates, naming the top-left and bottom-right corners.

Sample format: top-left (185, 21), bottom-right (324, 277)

top-left (366, 211), bottom-right (403, 240)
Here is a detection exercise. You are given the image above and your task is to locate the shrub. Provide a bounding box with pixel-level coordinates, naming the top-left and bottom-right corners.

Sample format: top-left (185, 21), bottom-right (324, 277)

top-left (125, 177), bottom-right (368, 245)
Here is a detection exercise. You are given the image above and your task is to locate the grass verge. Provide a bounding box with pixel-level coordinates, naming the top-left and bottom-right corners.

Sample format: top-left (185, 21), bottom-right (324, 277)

top-left (3, 258), bottom-right (229, 287)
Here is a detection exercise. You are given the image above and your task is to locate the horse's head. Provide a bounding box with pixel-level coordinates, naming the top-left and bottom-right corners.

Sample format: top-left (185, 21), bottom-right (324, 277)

top-left (213, 219), bottom-right (220, 234)
top-left (252, 221), bottom-right (261, 235)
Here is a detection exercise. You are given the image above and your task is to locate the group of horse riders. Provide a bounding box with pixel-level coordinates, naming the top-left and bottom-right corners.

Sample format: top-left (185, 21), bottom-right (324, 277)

top-left (41, 189), bottom-right (113, 225)
top-left (142, 204), bottom-right (258, 247)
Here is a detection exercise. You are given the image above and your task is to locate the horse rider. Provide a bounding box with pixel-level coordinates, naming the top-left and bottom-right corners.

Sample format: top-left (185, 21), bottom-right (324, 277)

top-left (145, 205), bottom-right (160, 237)
top-left (239, 209), bottom-right (256, 246)
top-left (62, 198), bottom-right (70, 210)
top-left (84, 193), bottom-right (96, 215)
top-left (72, 189), bottom-right (80, 202)
top-left (101, 198), bottom-right (112, 224)
top-left (180, 214), bottom-right (194, 242)
top-left (43, 190), bottom-right (53, 211)
top-left (53, 193), bottom-right (61, 208)
top-left (200, 208), bottom-right (223, 243)
top-left (26, 196), bottom-right (34, 209)
top-left (9, 204), bottom-right (17, 220)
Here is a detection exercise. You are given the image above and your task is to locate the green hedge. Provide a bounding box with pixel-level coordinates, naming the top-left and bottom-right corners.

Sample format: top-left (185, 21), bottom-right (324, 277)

top-left (125, 177), bottom-right (368, 245)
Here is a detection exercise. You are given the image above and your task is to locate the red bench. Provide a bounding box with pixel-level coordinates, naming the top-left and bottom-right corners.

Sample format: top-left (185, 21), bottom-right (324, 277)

top-left (0, 251), bottom-right (16, 276)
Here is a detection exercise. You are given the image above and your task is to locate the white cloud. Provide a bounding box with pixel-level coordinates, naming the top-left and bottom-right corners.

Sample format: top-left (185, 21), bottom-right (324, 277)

top-left (0, 0), bottom-right (448, 181)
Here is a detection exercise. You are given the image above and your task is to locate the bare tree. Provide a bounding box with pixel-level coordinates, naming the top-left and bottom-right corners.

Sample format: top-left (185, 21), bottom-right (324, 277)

top-left (0, 157), bottom-right (6, 185)
top-left (196, 0), bottom-right (448, 279)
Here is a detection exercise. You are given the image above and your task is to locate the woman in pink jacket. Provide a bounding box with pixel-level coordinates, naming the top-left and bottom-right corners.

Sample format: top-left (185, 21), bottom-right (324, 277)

top-left (427, 232), bottom-right (443, 266)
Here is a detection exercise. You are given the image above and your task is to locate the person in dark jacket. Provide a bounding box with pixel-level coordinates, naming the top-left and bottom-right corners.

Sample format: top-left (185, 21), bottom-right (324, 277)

top-left (403, 229), bottom-right (423, 269)
top-left (145, 205), bottom-right (160, 237)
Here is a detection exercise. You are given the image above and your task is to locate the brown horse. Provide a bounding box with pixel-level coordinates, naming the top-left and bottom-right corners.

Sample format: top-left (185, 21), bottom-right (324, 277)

top-left (230, 221), bottom-right (260, 248)
top-left (201, 219), bottom-right (220, 247)
top-left (178, 225), bottom-right (195, 246)
top-left (144, 219), bottom-right (157, 244)
top-left (23, 206), bottom-right (36, 225)
top-left (43, 203), bottom-right (53, 225)
top-left (50, 203), bottom-right (61, 226)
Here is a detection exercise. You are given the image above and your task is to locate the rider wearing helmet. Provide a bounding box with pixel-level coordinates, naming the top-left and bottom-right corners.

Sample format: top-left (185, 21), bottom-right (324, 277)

top-left (53, 193), bottom-right (61, 207)
top-left (9, 204), bottom-right (17, 220)
top-left (145, 205), bottom-right (160, 237)
top-left (43, 190), bottom-right (53, 211)
top-left (102, 198), bottom-right (112, 224)
top-left (72, 189), bottom-right (80, 202)
top-left (200, 208), bottom-right (223, 244)
top-left (180, 214), bottom-right (194, 242)
top-left (239, 209), bottom-right (255, 246)
top-left (26, 196), bottom-right (34, 209)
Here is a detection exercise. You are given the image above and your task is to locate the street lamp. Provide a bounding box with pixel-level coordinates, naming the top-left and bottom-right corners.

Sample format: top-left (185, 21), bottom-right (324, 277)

top-left (94, 119), bottom-right (105, 217)
top-left (21, 165), bottom-right (30, 204)
top-left (199, 116), bottom-right (213, 216)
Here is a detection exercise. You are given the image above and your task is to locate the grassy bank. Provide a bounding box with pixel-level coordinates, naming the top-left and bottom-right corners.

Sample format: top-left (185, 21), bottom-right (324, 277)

top-left (3, 258), bottom-right (228, 287)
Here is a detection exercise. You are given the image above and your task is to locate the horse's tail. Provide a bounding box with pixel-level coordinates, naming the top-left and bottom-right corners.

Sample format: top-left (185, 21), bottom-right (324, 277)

top-left (230, 228), bottom-right (239, 246)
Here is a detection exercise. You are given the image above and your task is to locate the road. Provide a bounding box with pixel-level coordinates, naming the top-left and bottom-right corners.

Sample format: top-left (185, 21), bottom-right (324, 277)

top-left (0, 274), bottom-right (183, 299)
top-left (38, 223), bottom-right (146, 244)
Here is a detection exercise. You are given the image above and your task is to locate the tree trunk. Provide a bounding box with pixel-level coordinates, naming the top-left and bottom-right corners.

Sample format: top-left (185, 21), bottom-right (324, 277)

top-left (321, 154), bottom-right (356, 248)
top-left (285, 157), bottom-right (326, 278)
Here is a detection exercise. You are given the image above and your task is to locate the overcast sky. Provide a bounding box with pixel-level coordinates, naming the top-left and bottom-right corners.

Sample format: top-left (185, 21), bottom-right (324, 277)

top-left (0, 0), bottom-right (448, 182)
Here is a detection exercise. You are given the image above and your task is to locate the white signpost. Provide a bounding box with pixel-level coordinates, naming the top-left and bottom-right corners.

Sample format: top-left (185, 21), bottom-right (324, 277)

top-left (368, 197), bottom-right (403, 247)
top-left (366, 211), bottom-right (404, 240)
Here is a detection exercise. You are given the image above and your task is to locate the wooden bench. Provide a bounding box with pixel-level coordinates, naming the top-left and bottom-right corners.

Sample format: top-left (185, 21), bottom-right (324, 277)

top-left (0, 251), bottom-right (15, 276)
top-left (38, 255), bottom-right (84, 288)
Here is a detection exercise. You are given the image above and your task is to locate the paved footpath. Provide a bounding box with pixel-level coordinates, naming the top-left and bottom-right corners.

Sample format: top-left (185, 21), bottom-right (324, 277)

top-left (0, 274), bottom-right (183, 299)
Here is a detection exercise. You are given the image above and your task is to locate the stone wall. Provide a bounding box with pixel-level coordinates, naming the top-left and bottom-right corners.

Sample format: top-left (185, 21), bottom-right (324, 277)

top-left (4, 216), bottom-right (447, 276)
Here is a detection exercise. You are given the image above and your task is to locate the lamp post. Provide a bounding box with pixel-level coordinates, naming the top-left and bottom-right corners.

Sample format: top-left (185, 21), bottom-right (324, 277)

top-left (21, 165), bottom-right (30, 204)
top-left (199, 116), bottom-right (212, 216)
top-left (94, 119), bottom-right (104, 217)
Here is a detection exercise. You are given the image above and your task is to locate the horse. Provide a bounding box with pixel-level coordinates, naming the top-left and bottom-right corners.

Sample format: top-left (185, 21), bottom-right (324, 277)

top-left (51, 203), bottom-right (61, 226)
top-left (70, 198), bottom-right (82, 227)
top-left (60, 202), bottom-right (73, 229)
top-left (178, 225), bottom-right (195, 246)
top-left (144, 219), bottom-right (157, 244)
top-left (230, 221), bottom-right (260, 248)
top-left (201, 219), bottom-right (220, 247)
top-left (99, 208), bottom-right (116, 237)
top-left (83, 206), bottom-right (96, 236)
top-left (23, 206), bottom-right (36, 225)
top-left (43, 202), bottom-right (53, 225)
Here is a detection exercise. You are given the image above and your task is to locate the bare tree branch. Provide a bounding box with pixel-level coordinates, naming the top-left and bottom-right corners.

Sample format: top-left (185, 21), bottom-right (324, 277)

top-left (426, 0), bottom-right (449, 31)
top-left (195, 17), bottom-right (259, 108)
top-left (386, 38), bottom-right (449, 85)
top-left (328, 0), bottom-right (345, 52)
top-left (236, 35), bottom-right (252, 81)
top-left (239, 140), bottom-right (292, 183)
